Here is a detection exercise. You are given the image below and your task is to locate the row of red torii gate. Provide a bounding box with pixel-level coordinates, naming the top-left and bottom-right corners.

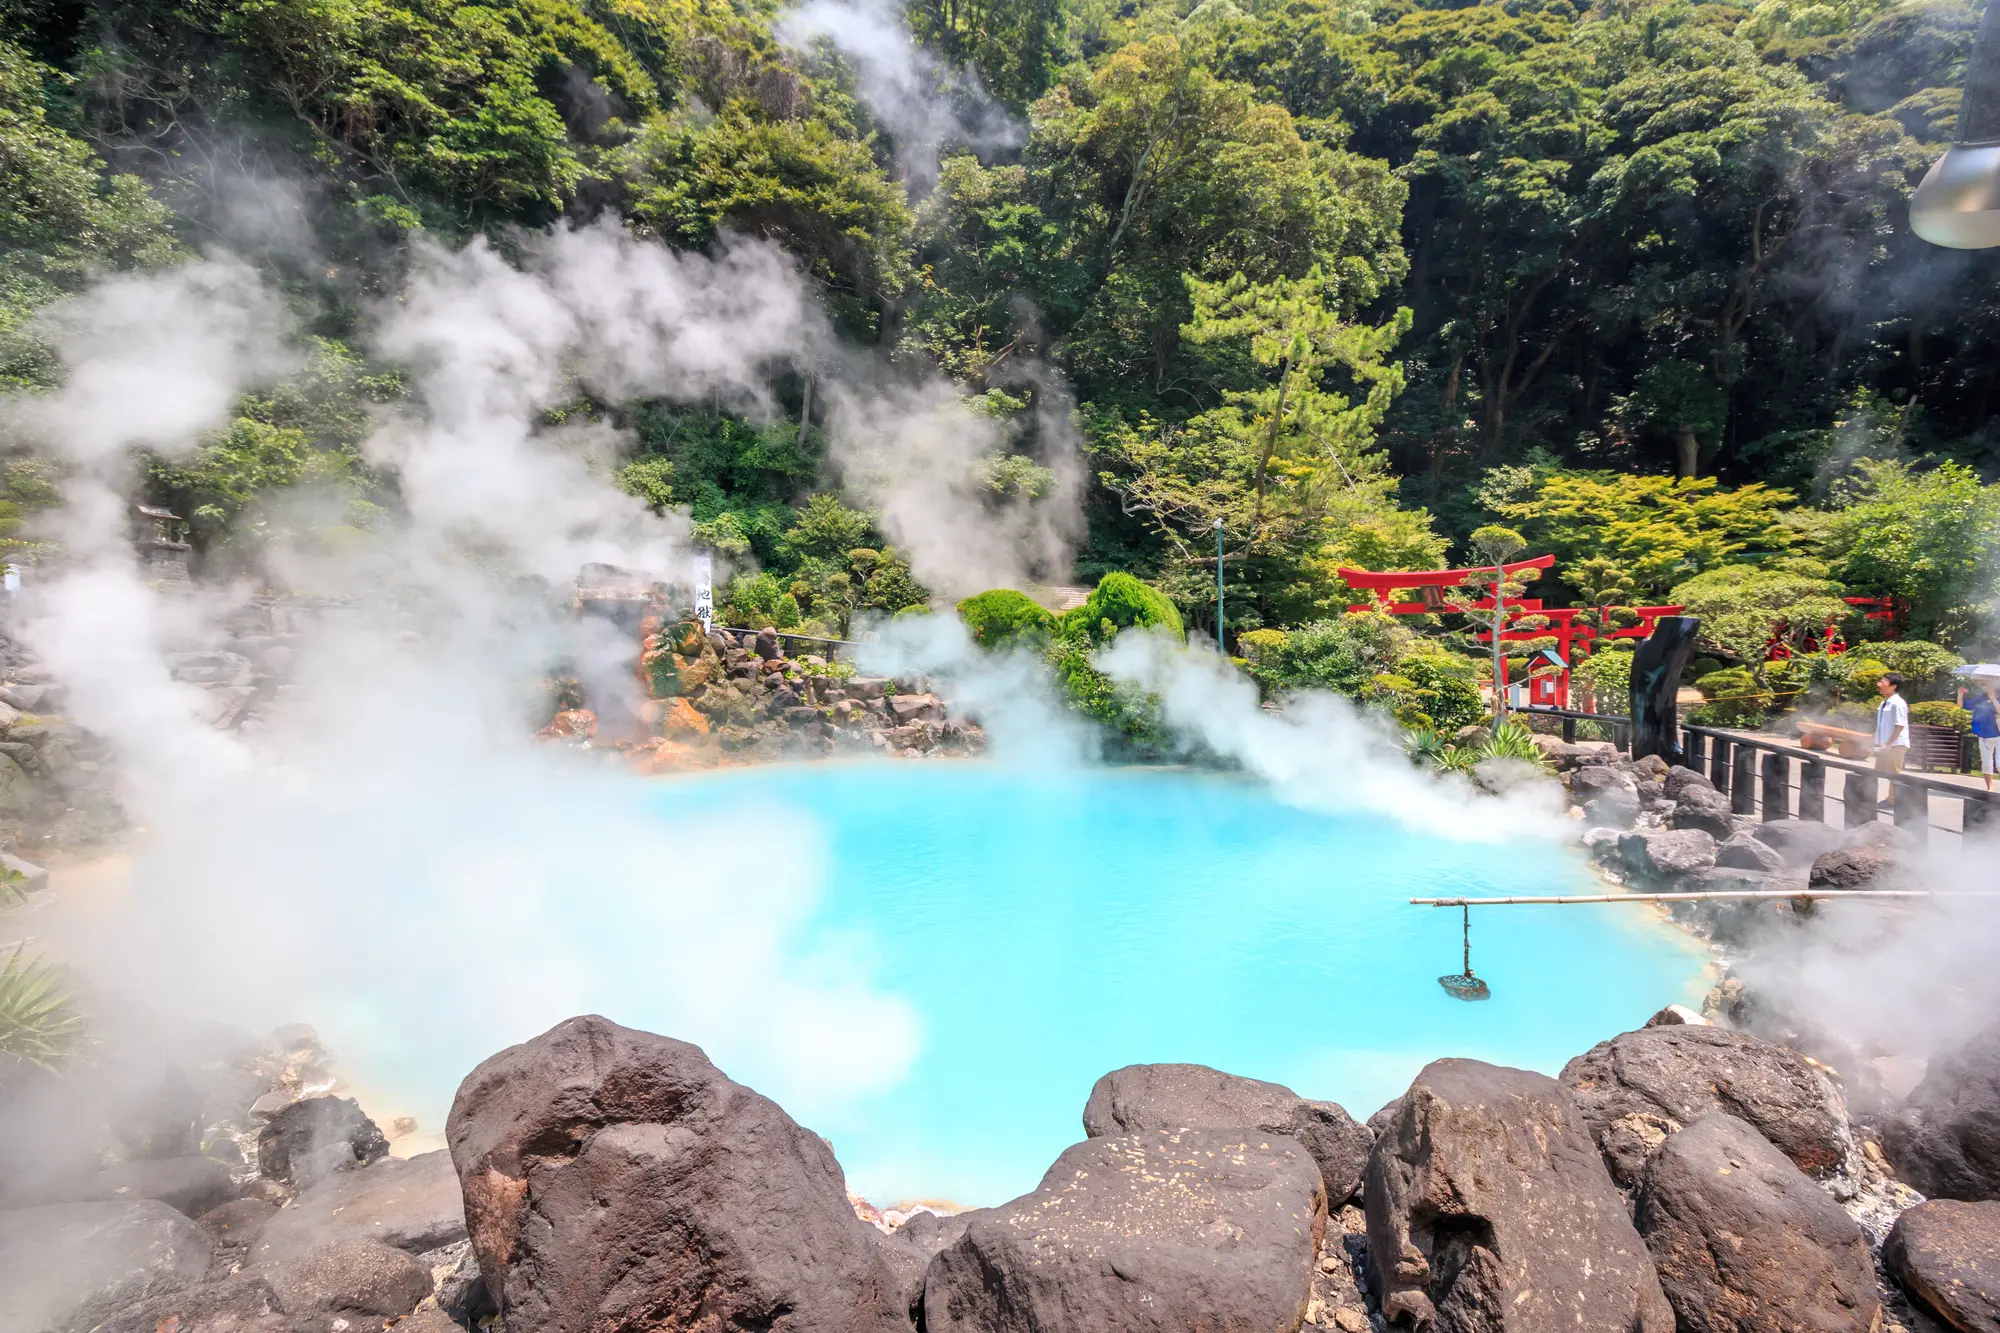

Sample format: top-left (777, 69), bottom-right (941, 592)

top-left (1335, 554), bottom-right (1896, 710)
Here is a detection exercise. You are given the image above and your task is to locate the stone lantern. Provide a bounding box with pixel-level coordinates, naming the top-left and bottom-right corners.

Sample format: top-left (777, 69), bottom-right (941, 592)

top-left (136, 504), bottom-right (191, 583)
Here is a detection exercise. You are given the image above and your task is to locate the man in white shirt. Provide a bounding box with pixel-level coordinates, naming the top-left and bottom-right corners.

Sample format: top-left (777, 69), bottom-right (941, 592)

top-left (1873, 672), bottom-right (1910, 773)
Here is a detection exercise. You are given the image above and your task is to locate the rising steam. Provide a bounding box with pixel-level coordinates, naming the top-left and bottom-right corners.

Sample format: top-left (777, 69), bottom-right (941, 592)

top-left (776, 0), bottom-right (1022, 192)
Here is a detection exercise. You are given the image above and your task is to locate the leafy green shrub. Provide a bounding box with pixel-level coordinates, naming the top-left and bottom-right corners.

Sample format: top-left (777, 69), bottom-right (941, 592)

top-left (1572, 648), bottom-right (1634, 709)
top-left (958, 589), bottom-right (1056, 650)
top-left (1694, 667), bottom-right (1774, 724)
top-left (1912, 701), bottom-right (1972, 731)
top-left (720, 571), bottom-right (801, 629)
top-left (1763, 653), bottom-right (1846, 713)
top-left (1838, 657), bottom-right (1890, 702)
top-left (1060, 572), bottom-right (1184, 644)
top-left (1235, 628), bottom-right (1289, 663)
top-left (1046, 642), bottom-right (1169, 757)
top-left (1249, 612), bottom-right (1413, 697)
top-left (1848, 641), bottom-right (1965, 698)
top-left (1688, 656), bottom-right (1724, 681)
top-left (1392, 645), bottom-right (1486, 732)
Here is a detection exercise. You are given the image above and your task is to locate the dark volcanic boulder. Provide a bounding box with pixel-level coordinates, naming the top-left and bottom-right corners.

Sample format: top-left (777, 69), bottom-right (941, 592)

top-left (1634, 1114), bottom-right (1879, 1333)
top-left (1715, 832), bottom-right (1786, 873)
top-left (1560, 1024), bottom-right (1853, 1187)
top-left (1885, 1022), bottom-right (2000, 1201)
top-left (1810, 845), bottom-right (1902, 891)
top-left (256, 1095), bottom-right (389, 1186)
top-left (0, 1200), bottom-right (213, 1333)
top-left (95, 1157), bottom-right (238, 1219)
top-left (1082, 1062), bottom-right (1373, 1203)
top-left (197, 1198), bottom-right (276, 1251)
top-left (1587, 786), bottom-right (1643, 829)
top-left (242, 1153), bottom-right (464, 1322)
top-left (90, 1273), bottom-right (294, 1333)
top-left (257, 1238), bottom-right (433, 1318)
top-left (253, 1150), bottom-right (466, 1258)
top-left (1570, 766), bottom-right (1638, 801)
top-left (923, 1128), bottom-right (1325, 1333)
top-left (1630, 754), bottom-right (1671, 781)
top-left (1886, 1199), bottom-right (2000, 1332)
top-left (1365, 1058), bottom-right (1672, 1333)
top-left (1664, 766), bottom-right (1716, 801)
top-left (1670, 786), bottom-right (1738, 840)
top-left (1619, 828), bottom-right (1718, 880)
top-left (1752, 819), bottom-right (1845, 867)
top-left (447, 1014), bottom-right (906, 1333)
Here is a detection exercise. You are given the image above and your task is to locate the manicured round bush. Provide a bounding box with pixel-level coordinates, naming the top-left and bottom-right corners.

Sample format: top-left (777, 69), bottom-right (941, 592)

top-left (1912, 700), bottom-right (1972, 732)
top-left (1838, 657), bottom-right (1890, 702)
top-left (958, 589), bottom-right (1057, 650)
top-left (1062, 572), bottom-right (1184, 643)
top-left (1693, 667), bottom-right (1774, 725)
top-left (1849, 640), bottom-right (1965, 697)
top-left (1236, 628), bottom-right (1289, 663)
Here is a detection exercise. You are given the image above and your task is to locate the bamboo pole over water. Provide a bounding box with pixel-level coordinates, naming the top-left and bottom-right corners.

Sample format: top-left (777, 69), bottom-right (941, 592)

top-left (1410, 890), bottom-right (2000, 906)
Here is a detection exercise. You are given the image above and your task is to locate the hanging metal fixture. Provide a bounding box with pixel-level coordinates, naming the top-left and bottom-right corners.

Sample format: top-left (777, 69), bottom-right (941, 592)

top-left (1911, 0), bottom-right (2000, 247)
top-left (1436, 904), bottom-right (1491, 1001)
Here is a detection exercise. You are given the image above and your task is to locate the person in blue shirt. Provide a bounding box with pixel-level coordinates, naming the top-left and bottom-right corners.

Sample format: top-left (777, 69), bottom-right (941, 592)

top-left (1971, 682), bottom-right (2000, 792)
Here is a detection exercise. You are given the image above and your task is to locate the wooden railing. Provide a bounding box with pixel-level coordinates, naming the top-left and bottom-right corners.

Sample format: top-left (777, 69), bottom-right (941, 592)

top-left (1678, 723), bottom-right (1997, 842)
top-left (1519, 704), bottom-right (2000, 841)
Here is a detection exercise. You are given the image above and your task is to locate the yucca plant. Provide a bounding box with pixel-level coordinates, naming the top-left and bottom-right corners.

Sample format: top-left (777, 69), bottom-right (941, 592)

top-left (0, 947), bottom-right (84, 1069)
top-left (0, 867), bottom-right (84, 1070)
top-left (1404, 726), bottom-right (1481, 776)
top-left (1474, 720), bottom-right (1550, 768)
top-left (1403, 726), bottom-right (1451, 767)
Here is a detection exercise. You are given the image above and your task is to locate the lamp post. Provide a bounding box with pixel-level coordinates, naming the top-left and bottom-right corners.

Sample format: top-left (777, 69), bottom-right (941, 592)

top-left (1208, 516), bottom-right (1224, 652)
top-left (1911, 0), bottom-right (2000, 247)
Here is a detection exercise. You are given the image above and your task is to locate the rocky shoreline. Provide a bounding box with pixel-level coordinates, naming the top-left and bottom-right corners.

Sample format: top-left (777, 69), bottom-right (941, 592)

top-left (554, 622), bottom-right (987, 773)
top-left (4, 635), bottom-right (1995, 1332)
top-left (9, 1001), bottom-right (2000, 1333)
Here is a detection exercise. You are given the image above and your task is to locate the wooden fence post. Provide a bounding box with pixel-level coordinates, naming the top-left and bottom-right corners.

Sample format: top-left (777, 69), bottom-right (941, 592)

top-left (1893, 781), bottom-right (1930, 842)
top-left (1845, 772), bottom-right (1878, 826)
top-left (1760, 751), bottom-right (1791, 822)
top-left (1968, 794), bottom-right (1996, 835)
top-left (1799, 759), bottom-right (1826, 824)
top-left (1711, 737), bottom-right (1732, 794)
top-left (1732, 746), bottom-right (1758, 816)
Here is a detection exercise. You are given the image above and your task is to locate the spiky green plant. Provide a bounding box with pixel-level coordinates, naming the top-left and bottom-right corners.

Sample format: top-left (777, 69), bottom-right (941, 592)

top-left (0, 867), bottom-right (84, 1069)
top-left (1403, 726), bottom-right (1480, 776)
top-left (1473, 720), bottom-right (1550, 767)
top-left (0, 947), bottom-right (84, 1069)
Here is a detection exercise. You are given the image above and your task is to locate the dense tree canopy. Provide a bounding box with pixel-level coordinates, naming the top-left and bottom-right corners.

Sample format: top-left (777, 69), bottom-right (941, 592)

top-left (0, 0), bottom-right (1995, 654)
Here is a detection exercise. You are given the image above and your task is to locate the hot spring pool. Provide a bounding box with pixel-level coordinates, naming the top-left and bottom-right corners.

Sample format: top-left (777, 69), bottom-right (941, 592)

top-left (327, 759), bottom-right (1708, 1207)
top-left (634, 761), bottom-right (1707, 1205)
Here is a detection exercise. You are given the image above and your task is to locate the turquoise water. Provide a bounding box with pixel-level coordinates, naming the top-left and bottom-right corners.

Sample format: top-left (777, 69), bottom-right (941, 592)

top-left (640, 761), bottom-right (1710, 1206)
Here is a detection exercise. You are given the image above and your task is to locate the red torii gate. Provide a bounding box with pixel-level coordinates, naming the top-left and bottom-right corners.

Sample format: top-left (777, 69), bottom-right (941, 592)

top-left (1336, 557), bottom-right (1684, 708)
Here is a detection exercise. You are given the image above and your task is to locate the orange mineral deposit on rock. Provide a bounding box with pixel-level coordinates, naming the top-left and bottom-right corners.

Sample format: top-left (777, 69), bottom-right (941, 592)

top-left (539, 708), bottom-right (598, 739)
top-left (663, 697), bottom-right (710, 737)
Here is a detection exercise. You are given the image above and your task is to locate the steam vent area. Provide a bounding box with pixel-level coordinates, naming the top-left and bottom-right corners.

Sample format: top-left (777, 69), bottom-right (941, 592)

top-left (9, 0), bottom-right (2000, 1324)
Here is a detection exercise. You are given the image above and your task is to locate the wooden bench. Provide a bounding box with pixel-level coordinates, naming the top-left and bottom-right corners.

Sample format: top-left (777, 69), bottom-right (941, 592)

top-left (1909, 722), bottom-right (1965, 774)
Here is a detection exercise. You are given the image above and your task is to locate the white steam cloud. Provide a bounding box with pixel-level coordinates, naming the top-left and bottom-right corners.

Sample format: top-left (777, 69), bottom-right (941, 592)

top-left (7, 228), bottom-right (931, 1124)
top-left (776, 0), bottom-right (1022, 191)
top-left (821, 372), bottom-right (1085, 601)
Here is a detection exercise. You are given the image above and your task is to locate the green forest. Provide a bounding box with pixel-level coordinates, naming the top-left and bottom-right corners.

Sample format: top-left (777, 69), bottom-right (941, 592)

top-left (2, 0), bottom-right (1998, 698)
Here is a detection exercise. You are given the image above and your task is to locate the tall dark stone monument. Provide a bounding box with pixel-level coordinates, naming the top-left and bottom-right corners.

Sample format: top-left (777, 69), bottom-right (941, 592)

top-left (1629, 616), bottom-right (1700, 764)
